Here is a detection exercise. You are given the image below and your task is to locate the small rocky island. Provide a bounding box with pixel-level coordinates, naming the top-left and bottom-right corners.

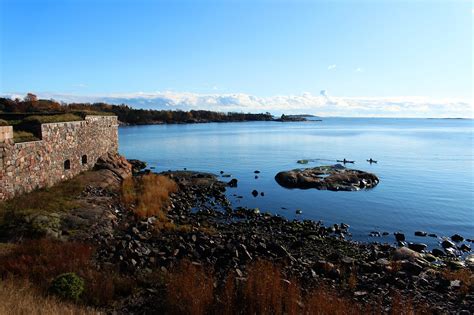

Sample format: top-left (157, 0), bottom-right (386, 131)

top-left (275, 164), bottom-right (379, 191)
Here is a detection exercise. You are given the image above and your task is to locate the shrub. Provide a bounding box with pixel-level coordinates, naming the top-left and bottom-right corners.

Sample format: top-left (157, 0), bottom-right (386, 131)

top-left (0, 119), bottom-right (9, 126)
top-left (49, 272), bottom-right (85, 301)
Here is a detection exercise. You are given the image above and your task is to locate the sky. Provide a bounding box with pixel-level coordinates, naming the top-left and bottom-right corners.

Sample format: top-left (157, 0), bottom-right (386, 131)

top-left (0, 0), bottom-right (473, 117)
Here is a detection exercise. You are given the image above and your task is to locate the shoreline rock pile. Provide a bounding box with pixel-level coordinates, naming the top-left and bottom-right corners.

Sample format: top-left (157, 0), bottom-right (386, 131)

top-left (275, 164), bottom-right (379, 191)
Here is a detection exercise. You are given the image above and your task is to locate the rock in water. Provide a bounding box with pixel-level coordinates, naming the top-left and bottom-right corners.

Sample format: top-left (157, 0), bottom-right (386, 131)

top-left (408, 243), bottom-right (427, 252)
top-left (451, 234), bottom-right (464, 242)
top-left (415, 231), bottom-right (427, 237)
top-left (394, 232), bottom-right (406, 242)
top-left (441, 239), bottom-right (456, 249)
top-left (274, 164), bottom-right (379, 191)
top-left (227, 178), bottom-right (238, 187)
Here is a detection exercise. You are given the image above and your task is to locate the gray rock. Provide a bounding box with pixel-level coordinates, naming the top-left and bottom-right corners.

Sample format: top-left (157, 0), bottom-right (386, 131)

top-left (274, 164), bottom-right (379, 191)
top-left (392, 247), bottom-right (422, 261)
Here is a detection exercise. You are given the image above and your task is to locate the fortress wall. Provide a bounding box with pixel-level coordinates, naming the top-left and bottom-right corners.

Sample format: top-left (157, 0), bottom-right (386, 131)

top-left (0, 116), bottom-right (118, 201)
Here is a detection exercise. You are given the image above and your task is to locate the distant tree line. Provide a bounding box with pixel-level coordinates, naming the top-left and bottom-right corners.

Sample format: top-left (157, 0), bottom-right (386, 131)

top-left (0, 94), bottom-right (274, 125)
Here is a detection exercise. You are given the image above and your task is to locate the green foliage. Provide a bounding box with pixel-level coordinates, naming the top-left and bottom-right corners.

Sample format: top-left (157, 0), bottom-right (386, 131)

top-left (49, 272), bottom-right (85, 301)
top-left (0, 119), bottom-right (8, 126)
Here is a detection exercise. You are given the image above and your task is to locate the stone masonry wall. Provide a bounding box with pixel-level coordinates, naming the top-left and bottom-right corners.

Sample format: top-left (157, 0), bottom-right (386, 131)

top-left (0, 116), bottom-right (118, 201)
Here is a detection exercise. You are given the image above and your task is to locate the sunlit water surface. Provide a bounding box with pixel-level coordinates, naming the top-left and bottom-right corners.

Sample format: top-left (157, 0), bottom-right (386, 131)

top-left (119, 118), bottom-right (474, 248)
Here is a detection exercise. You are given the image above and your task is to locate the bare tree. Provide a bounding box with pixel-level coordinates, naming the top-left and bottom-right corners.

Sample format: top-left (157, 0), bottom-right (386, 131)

top-left (24, 93), bottom-right (38, 102)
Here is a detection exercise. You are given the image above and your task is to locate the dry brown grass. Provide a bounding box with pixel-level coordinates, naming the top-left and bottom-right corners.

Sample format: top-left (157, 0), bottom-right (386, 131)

top-left (166, 260), bottom-right (214, 315)
top-left (347, 269), bottom-right (358, 290)
top-left (121, 174), bottom-right (178, 221)
top-left (304, 286), bottom-right (360, 315)
top-left (243, 260), bottom-right (290, 314)
top-left (0, 239), bottom-right (93, 285)
top-left (0, 239), bottom-right (130, 306)
top-left (441, 268), bottom-right (473, 295)
top-left (215, 273), bottom-right (237, 315)
top-left (0, 279), bottom-right (100, 315)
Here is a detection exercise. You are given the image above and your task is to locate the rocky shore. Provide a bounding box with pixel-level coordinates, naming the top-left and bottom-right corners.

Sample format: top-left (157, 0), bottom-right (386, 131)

top-left (0, 157), bottom-right (472, 314)
top-left (90, 166), bottom-right (471, 313)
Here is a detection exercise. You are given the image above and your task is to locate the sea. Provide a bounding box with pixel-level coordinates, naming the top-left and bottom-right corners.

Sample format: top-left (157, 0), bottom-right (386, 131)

top-left (119, 117), bottom-right (474, 249)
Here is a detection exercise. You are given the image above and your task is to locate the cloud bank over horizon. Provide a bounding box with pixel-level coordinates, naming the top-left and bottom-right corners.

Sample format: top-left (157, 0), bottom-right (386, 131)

top-left (2, 91), bottom-right (472, 118)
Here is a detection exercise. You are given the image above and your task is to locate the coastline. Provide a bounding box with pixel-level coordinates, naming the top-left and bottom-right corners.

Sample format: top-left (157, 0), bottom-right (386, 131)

top-left (1, 158), bottom-right (472, 313)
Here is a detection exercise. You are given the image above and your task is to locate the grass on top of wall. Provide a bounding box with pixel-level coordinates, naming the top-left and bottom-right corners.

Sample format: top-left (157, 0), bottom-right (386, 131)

top-left (23, 113), bottom-right (83, 124)
top-left (13, 131), bottom-right (39, 142)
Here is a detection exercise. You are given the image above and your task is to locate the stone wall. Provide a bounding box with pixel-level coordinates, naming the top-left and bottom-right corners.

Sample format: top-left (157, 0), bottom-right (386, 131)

top-left (0, 116), bottom-right (118, 201)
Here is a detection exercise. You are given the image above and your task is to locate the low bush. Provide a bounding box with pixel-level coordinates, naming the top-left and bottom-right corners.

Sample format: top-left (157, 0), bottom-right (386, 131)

top-left (0, 119), bottom-right (8, 126)
top-left (49, 272), bottom-right (85, 301)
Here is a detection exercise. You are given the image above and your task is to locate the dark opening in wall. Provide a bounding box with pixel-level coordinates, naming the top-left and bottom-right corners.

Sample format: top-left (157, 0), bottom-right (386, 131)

top-left (64, 159), bottom-right (71, 170)
top-left (82, 155), bottom-right (87, 165)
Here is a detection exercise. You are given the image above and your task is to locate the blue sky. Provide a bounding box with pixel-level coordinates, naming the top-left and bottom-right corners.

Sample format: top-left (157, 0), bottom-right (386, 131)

top-left (0, 0), bottom-right (473, 117)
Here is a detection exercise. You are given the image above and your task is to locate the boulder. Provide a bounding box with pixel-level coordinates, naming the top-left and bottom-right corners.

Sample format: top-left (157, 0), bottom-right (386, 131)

top-left (227, 179), bottom-right (238, 187)
top-left (451, 234), bottom-right (464, 242)
top-left (95, 152), bottom-right (132, 180)
top-left (274, 164), bottom-right (379, 191)
top-left (408, 243), bottom-right (427, 253)
top-left (128, 159), bottom-right (147, 174)
top-left (441, 239), bottom-right (456, 249)
top-left (394, 232), bottom-right (406, 242)
top-left (392, 247), bottom-right (422, 261)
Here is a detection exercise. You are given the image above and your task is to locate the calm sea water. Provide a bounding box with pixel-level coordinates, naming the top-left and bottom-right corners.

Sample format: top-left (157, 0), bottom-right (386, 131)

top-left (119, 118), bottom-right (474, 248)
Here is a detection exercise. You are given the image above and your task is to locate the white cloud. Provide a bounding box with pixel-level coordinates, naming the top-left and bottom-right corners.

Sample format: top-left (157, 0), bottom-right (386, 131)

top-left (2, 91), bottom-right (472, 118)
top-left (327, 64), bottom-right (337, 70)
top-left (355, 67), bottom-right (363, 72)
